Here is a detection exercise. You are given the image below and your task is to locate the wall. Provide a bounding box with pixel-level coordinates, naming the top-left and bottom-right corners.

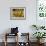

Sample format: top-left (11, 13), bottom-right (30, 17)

top-left (0, 0), bottom-right (37, 42)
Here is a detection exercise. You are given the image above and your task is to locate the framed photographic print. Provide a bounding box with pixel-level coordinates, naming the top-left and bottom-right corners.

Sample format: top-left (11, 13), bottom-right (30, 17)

top-left (37, 0), bottom-right (46, 18)
top-left (10, 7), bottom-right (26, 20)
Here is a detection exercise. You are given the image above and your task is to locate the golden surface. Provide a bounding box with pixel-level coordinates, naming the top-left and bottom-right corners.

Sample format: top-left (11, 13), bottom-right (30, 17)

top-left (12, 9), bottom-right (24, 17)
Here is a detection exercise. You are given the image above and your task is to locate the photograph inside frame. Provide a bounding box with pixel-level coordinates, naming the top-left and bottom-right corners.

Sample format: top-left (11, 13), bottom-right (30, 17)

top-left (10, 7), bottom-right (26, 20)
